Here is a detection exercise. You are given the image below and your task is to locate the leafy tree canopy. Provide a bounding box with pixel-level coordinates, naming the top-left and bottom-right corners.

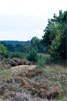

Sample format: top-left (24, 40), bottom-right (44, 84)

top-left (42, 10), bottom-right (67, 59)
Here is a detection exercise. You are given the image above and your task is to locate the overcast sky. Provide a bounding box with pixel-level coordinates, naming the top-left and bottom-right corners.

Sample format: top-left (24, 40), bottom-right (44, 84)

top-left (0, 0), bottom-right (67, 41)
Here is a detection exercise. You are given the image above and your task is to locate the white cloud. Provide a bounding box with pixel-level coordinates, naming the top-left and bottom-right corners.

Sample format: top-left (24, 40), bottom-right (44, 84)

top-left (0, 0), bottom-right (66, 16)
top-left (33, 30), bottom-right (44, 39)
top-left (0, 0), bottom-right (67, 40)
top-left (0, 29), bottom-right (44, 41)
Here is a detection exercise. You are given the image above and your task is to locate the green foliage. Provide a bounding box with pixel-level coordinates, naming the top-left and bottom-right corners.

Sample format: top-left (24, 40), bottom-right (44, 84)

top-left (0, 62), bottom-right (11, 79)
top-left (7, 52), bottom-right (25, 59)
top-left (22, 43), bottom-right (31, 53)
top-left (31, 37), bottom-right (40, 51)
top-left (42, 10), bottom-right (67, 60)
top-left (0, 41), bottom-right (31, 53)
top-left (0, 43), bottom-right (28, 59)
top-left (31, 37), bottom-right (45, 53)
top-left (0, 44), bottom-right (8, 58)
top-left (0, 62), bottom-right (4, 70)
top-left (0, 69), bottom-right (11, 79)
top-left (27, 49), bottom-right (38, 62)
top-left (36, 55), bottom-right (50, 66)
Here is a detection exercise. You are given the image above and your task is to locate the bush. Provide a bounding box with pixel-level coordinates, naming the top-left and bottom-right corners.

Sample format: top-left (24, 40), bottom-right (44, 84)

top-left (0, 44), bottom-right (9, 58)
top-left (7, 52), bottom-right (24, 59)
top-left (27, 49), bottom-right (38, 62)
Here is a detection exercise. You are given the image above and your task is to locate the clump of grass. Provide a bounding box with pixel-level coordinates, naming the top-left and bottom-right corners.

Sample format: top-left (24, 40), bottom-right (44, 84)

top-left (58, 92), bottom-right (67, 100)
top-left (0, 62), bottom-right (4, 70)
top-left (0, 62), bottom-right (11, 80)
top-left (0, 69), bottom-right (11, 80)
top-left (36, 55), bottom-right (50, 66)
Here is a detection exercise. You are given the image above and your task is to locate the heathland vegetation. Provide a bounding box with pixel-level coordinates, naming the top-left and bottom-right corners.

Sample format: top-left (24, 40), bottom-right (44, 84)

top-left (0, 10), bottom-right (67, 100)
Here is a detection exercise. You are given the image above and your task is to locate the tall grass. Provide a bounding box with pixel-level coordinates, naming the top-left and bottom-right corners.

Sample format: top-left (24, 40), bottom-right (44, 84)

top-left (36, 55), bottom-right (50, 66)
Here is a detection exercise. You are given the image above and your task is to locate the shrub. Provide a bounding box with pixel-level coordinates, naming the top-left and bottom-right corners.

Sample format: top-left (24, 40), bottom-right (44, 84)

top-left (27, 49), bottom-right (38, 62)
top-left (8, 52), bottom-right (24, 59)
top-left (0, 44), bottom-right (8, 57)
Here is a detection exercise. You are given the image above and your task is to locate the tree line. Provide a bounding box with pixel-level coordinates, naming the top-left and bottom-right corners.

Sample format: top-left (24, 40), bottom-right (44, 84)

top-left (0, 10), bottom-right (67, 61)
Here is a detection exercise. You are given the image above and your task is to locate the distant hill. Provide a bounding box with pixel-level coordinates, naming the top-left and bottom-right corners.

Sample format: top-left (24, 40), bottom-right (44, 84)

top-left (0, 40), bottom-right (31, 45)
top-left (0, 40), bottom-right (31, 52)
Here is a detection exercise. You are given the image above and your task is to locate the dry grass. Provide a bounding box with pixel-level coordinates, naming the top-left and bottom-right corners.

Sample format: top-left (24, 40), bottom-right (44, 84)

top-left (11, 65), bottom-right (36, 73)
top-left (0, 61), bottom-right (67, 100)
top-left (0, 62), bottom-right (11, 80)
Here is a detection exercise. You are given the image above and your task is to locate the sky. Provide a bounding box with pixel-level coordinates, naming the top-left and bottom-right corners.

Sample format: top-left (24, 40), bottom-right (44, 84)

top-left (0, 0), bottom-right (67, 41)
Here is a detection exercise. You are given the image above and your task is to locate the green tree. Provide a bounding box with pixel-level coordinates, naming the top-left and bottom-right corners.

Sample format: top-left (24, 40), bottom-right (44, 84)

top-left (42, 10), bottom-right (67, 59)
top-left (31, 37), bottom-right (40, 51)
top-left (27, 49), bottom-right (38, 62)
top-left (0, 44), bottom-right (8, 57)
top-left (22, 43), bottom-right (31, 53)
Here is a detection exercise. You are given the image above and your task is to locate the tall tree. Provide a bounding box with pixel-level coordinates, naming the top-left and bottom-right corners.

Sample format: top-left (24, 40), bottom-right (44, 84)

top-left (42, 10), bottom-right (67, 59)
top-left (31, 37), bottom-right (40, 51)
